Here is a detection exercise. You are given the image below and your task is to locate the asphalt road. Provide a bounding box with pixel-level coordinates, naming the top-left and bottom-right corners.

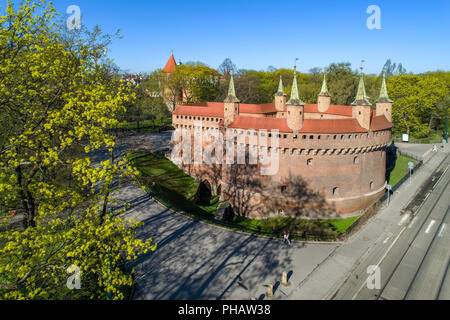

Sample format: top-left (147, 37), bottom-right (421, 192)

top-left (332, 153), bottom-right (450, 300)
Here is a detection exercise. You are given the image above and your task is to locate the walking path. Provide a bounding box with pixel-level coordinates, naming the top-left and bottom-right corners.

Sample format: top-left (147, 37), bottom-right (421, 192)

top-left (395, 142), bottom-right (434, 159)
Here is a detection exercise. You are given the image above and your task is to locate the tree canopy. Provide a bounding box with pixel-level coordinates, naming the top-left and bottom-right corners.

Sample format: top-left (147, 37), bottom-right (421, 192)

top-left (0, 0), bottom-right (155, 299)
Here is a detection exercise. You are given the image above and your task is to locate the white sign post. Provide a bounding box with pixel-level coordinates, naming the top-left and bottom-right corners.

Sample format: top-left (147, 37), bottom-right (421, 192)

top-left (402, 134), bottom-right (409, 142)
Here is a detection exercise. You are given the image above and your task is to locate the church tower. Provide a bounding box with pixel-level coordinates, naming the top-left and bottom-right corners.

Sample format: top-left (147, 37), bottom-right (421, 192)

top-left (376, 72), bottom-right (393, 122)
top-left (275, 75), bottom-right (287, 112)
top-left (286, 69), bottom-right (305, 132)
top-left (352, 70), bottom-right (372, 130)
top-left (224, 73), bottom-right (240, 127)
top-left (317, 73), bottom-right (331, 113)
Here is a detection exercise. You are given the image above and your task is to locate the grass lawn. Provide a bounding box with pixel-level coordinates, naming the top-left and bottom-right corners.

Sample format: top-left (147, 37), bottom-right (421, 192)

top-left (128, 152), bottom-right (359, 240)
top-left (127, 152), bottom-right (218, 221)
top-left (324, 216), bottom-right (360, 234)
top-left (389, 154), bottom-right (417, 187)
top-left (232, 215), bottom-right (359, 240)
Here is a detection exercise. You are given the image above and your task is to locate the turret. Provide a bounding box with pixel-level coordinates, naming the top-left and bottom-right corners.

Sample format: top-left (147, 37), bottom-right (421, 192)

top-left (275, 75), bottom-right (286, 112)
top-left (351, 72), bottom-right (372, 130)
top-left (376, 72), bottom-right (393, 122)
top-left (224, 73), bottom-right (240, 127)
top-left (317, 73), bottom-right (331, 113)
top-left (286, 69), bottom-right (305, 132)
top-left (162, 53), bottom-right (177, 74)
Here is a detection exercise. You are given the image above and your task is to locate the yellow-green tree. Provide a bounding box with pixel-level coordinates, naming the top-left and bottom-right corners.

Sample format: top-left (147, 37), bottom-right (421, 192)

top-left (161, 63), bottom-right (219, 108)
top-left (389, 74), bottom-right (448, 137)
top-left (0, 0), bottom-right (156, 299)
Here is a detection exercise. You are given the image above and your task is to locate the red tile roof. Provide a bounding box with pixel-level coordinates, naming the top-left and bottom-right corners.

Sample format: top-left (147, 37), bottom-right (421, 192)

top-left (371, 115), bottom-right (393, 131)
top-left (174, 102), bottom-right (353, 118)
top-left (227, 116), bottom-right (292, 132)
top-left (162, 54), bottom-right (177, 73)
top-left (240, 103), bottom-right (277, 114)
top-left (173, 102), bottom-right (224, 117)
top-left (173, 102), bottom-right (391, 134)
top-left (304, 104), bottom-right (353, 117)
top-left (173, 102), bottom-right (279, 117)
top-left (300, 119), bottom-right (367, 134)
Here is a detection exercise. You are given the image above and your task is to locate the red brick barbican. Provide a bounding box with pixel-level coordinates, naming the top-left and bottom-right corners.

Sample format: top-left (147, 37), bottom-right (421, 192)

top-left (172, 70), bottom-right (393, 219)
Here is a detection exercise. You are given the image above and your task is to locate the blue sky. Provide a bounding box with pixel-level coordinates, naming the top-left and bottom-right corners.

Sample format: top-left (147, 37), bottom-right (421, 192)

top-left (4, 0), bottom-right (450, 74)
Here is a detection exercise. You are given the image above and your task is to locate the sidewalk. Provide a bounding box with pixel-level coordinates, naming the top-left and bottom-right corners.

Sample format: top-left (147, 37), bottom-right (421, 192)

top-left (396, 142), bottom-right (434, 160)
top-left (286, 144), bottom-right (449, 300)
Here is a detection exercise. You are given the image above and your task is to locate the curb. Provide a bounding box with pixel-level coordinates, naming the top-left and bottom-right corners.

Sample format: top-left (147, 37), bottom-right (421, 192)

top-left (421, 148), bottom-right (433, 159)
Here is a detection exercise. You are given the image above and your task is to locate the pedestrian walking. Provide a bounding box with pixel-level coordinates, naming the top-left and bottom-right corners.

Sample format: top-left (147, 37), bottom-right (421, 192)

top-left (283, 233), bottom-right (291, 246)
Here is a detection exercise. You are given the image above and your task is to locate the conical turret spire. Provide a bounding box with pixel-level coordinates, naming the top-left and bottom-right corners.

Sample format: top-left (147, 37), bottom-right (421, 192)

top-left (163, 53), bottom-right (177, 73)
top-left (276, 75), bottom-right (286, 96)
top-left (287, 69), bottom-right (305, 106)
top-left (319, 73), bottom-right (331, 97)
top-left (224, 73), bottom-right (240, 103)
top-left (376, 72), bottom-right (392, 103)
top-left (352, 73), bottom-right (372, 106)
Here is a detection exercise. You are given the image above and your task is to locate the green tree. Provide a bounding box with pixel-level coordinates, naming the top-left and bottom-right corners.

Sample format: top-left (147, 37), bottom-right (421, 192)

top-left (383, 59), bottom-right (407, 78)
top-left (218, 58), bottom-right (237, 75)
top-left (326, 63), bottom-right (358, 106)
top-left (0, 0), bottom-right (155, 299)
top-left (161, 63), bottom-right (219, 107)
top-left (388, 74), bottom-right (447, 137)
top-left (124, 75), bottom-right (170, 129)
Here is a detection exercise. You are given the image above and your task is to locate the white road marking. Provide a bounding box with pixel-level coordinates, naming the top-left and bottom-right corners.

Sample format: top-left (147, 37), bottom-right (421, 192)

top-left (408, 216), bottom-right (418, 229)
top-left (425, 220), bottom-right (436, 234)
top-left (383, 237), bottom-right (390, 244)
top-left (352, 227), bottom-right (407, 300)
top-left (350, 162), bottom-right (450, 300)
top-left (398, 214), bottom-right (410, 226)
top-left (438, 223), bottom-right (446, 238)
